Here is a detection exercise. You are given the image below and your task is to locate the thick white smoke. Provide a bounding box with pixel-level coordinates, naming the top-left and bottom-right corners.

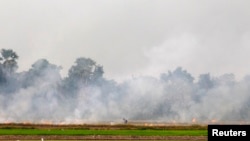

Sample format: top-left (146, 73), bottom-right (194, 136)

top-left (0, 56), bottom-right (250, 124)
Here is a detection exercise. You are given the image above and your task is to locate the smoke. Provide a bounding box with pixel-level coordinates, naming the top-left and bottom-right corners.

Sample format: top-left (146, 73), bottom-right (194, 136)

top-left (0, 53), bottom-right (250, 124)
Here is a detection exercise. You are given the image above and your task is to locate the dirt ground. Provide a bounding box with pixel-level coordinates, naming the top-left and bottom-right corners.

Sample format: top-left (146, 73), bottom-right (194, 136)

top-left (0, 135), bottom-right (207, 141)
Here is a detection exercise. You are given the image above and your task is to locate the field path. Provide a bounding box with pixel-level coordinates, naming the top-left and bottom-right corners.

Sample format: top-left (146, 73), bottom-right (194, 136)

top-left (0, 135), bottom-right (207, 140)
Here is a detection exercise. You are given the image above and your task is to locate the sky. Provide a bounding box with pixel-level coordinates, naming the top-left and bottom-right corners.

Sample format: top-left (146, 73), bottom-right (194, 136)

top-left (0, 0), bottom-right (250, 82)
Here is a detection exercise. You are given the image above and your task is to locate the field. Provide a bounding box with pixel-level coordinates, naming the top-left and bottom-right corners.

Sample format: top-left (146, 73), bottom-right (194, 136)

top-left (0, 123), bottom-right (208, 141)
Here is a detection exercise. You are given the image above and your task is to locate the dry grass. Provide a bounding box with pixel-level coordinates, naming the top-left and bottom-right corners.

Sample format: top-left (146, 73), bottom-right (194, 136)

top-left (0, 123), bottom-right (207, 130)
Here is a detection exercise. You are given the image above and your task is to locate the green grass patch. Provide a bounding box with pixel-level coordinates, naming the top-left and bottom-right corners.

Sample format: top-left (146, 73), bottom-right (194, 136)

top-left (0, 128), bottom-right (207, 136)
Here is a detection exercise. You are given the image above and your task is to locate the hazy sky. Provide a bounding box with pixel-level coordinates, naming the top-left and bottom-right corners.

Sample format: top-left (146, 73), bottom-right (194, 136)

top-left (0, 0), bottom-right (250, 82)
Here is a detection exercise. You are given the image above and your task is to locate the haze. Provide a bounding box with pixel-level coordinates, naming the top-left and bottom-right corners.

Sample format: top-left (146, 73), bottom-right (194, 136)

top-left (0, 0), bottom-right (250, 81)
top-left (1, 0), bottom-right (250, 124)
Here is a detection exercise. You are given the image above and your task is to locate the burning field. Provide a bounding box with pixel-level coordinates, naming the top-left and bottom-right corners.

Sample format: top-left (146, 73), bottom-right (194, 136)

top-left (1, 1), bottom-right (250, 140)
top-left (0, 49), bottom-right (249, 141)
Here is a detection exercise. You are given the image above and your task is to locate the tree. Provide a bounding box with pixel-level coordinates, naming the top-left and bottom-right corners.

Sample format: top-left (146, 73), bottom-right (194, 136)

top-left (0, 62), bottom-right (5, 84)
top-left (197, 73), bottom-right (214, 89)
top-left (92, 65), bottom-right (104, 82)
top-left (0, 49), bottom-right (19, 92)
top-left (67, 57), bottom-right (104, 85)
top-left (0, 49), bottom-right (19, 73)
top-left (160, 67), bottom-right (194, 83)
top-left (0, 49), bottom-right (19, 83)
top-left (62, 57), bottom-right (104, 96)
top-left (22, 59), bottom-right (62, 87)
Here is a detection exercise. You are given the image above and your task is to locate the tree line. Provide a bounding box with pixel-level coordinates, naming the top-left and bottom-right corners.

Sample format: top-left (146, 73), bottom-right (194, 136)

top-left (0, 48), bottom-right (111, 95)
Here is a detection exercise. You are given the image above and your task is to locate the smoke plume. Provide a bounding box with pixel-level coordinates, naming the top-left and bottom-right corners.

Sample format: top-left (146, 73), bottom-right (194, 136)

top-left (0, 49), bottom-right (250, 124)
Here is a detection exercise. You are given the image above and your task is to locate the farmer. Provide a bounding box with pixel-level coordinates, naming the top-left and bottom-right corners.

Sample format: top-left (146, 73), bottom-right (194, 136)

top-left (123, 118), bottom-right (128, 124)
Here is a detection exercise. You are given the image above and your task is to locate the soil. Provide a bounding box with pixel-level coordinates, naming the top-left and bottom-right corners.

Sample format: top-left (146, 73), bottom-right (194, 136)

top-left (0, 135), bottom-right (207, 141)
